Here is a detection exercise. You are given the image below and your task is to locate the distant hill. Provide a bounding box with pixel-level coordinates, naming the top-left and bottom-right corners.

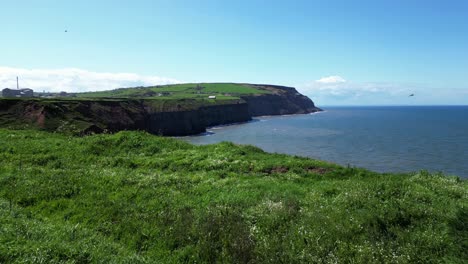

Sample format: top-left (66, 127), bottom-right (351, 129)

top-left (75, 83), bottom-right (273, 100)
top-left (0, 83), bottom-right (321, 136)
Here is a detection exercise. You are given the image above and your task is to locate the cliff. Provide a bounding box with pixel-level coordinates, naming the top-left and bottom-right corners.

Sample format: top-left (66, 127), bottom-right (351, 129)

top-left (0, 99), bottom-right (252, 136)
top-left (146, 102), bottom-right (251, 136)
top-left (0, 84), bottom-right (320, 136)
top-left (241, 84), bottom-right (320, 116)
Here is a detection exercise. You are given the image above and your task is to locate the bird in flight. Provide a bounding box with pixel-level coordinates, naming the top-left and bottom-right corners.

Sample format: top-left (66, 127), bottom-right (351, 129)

top-left (65, 30), bottom-right (68, 33)
top-left (409, 94), bottom-right (414, 97)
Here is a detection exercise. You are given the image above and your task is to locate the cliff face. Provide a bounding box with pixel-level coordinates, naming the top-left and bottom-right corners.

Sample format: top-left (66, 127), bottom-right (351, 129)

top-left (146, 103), bottom-right (250, 136)
top-left (0, 84), bottom-right (320, 136)
top-left (0, 99), bottom-right (251, 136)
top-left (241, 85), bottom-right (321, 116)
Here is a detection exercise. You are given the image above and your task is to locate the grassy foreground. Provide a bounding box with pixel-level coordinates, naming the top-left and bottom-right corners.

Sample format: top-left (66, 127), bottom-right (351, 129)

top-left (0, 129), bottom-right (466, 263)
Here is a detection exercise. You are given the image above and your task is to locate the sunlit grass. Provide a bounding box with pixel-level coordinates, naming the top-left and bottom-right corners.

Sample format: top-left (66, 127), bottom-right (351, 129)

top-left (0, 129), bottom-right (466, 263)
top-left (76, 83), bottom-right (270, 99)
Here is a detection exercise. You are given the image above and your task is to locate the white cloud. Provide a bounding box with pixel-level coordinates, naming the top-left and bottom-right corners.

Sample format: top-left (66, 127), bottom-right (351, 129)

top-left (297, 76), bottom-right (421, 105)
top-left (316, 75), bottom-right (346, 84)
top-left (301, 75), bottom-right (409, 96)
top-left (0, 66), bottom-right (181, 93)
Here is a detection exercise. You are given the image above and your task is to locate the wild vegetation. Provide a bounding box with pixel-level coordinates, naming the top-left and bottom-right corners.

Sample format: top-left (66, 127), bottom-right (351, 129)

top-left (0, 129), bottom-right (466, 263)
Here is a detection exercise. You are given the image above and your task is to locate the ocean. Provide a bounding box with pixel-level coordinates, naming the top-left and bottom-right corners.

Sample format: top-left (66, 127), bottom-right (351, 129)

top-left (183, 106), bottom-right (468, 178)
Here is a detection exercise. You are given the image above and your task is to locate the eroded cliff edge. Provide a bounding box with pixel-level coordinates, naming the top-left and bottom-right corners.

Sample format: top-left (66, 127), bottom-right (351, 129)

top-left (0, 85), bottom-right (320, 136)
top-left (241, 84), bottom-right (320, 116)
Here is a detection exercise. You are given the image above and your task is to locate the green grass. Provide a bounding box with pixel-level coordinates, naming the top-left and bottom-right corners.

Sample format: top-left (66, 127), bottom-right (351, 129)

top-left (76, 83), bottom-right (271, 100)
top-left (0, 129), bottom-right (466, 263)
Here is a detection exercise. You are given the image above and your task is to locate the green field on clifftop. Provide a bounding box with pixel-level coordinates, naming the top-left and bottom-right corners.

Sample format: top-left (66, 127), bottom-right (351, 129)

top-left (0, 129), bottom-right (466, 263)
top-left (76, 83), bottom-right (271, 100)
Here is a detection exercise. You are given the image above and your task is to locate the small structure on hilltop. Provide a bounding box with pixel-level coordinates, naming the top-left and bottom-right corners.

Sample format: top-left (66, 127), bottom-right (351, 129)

top-left (2, 88), bottom-right (34, 98)
top-left (2, 76), bottom-right (34, 98)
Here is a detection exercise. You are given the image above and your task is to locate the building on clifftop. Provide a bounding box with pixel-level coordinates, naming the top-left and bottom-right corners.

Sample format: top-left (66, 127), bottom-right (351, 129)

top-left (2, 88), bottom-right (34, 98)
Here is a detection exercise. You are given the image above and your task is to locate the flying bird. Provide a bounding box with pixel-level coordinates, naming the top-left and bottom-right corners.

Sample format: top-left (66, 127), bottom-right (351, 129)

top-left (65, 30), bottom-right (68, 33)
top-left (409, 94), bottom-right (414, 97)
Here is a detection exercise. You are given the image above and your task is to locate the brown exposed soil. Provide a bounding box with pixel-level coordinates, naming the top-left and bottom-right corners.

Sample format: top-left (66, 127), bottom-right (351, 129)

top-left (36, 112), bottom-right (45, 127)
top-left (268, 166), bottom-right (289, 174)
top-left (23, 104), bottom-right (46, 128)
top-left (307, 167), bottom-right (331, 175)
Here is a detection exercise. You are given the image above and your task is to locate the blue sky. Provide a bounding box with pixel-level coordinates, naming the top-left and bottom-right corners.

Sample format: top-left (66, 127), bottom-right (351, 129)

top-left (1, 0), bottom-right (467, 105)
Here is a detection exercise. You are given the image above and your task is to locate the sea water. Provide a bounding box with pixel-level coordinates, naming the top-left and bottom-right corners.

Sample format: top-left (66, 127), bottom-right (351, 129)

top-left (183, 106), bottom-right (468, 178)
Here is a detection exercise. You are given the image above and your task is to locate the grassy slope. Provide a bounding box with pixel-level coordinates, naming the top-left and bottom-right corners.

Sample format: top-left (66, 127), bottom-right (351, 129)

top-left (0, 129), bottom-right (466, 263)
top-left (75, 83), bottom-right (270, 100)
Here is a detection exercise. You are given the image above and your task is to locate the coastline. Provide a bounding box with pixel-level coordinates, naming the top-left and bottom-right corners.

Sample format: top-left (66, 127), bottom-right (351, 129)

top-left (0, 84), bottom-right (321, 136)
top-left (183, 106), bottom-right (468, 178)
top-left (180, 109), bottom-right (324, 137)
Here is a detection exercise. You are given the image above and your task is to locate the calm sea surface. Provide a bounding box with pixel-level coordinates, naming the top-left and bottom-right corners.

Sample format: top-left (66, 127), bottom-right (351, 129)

top-left (183, 106), bottom-right (468, 178)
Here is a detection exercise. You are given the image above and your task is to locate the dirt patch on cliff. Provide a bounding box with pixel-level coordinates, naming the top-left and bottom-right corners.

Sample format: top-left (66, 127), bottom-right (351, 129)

top-left (307, 166), bottom-right (331, 175)
top-left (36, 112), bottom-right (45, 127)
top-left (265, 166), bottom-right (331, 175)
top-left (23, 104), bottom-right (46, 128)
